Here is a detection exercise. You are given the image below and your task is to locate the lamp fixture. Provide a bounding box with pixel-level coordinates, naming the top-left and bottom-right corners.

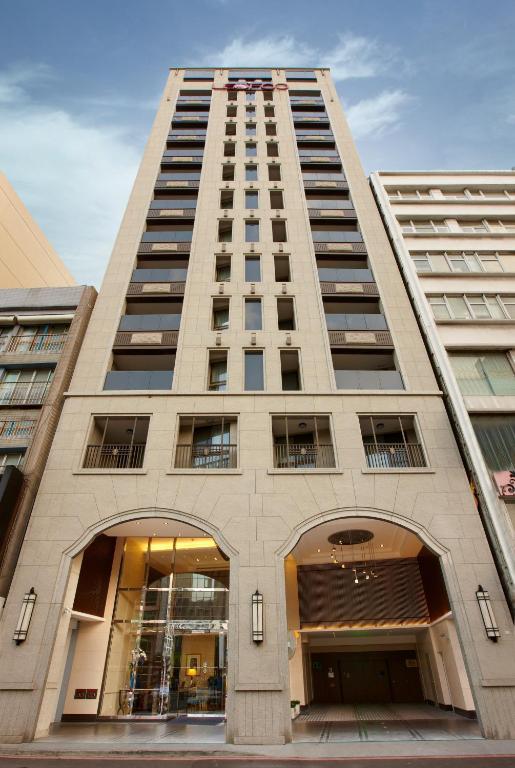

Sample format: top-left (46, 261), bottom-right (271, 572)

top-left (13, 588), bottom-right (37, 645)
top-left (476, 585), bottom-right (500, 642)
top-left (328, 530), bottom-right (379, 586)
top-left (252, 590), bottom-right (264, 643)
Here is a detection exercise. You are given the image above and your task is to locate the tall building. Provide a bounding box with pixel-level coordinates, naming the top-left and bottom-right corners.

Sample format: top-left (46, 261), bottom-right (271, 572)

top-left (0, 286), bottom-right (97, 611)
top-left (0, 69), bottom-right (513, 747)
top-left (0, 173), bottom-right (76, 289)
top-left (371, 171), bottom-right (515, 614)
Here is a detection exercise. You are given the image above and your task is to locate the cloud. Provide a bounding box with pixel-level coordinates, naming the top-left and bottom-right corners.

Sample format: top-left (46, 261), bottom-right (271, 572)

top-left (198, 33), bottom-right (404, 80)
top-left (0, 63), bottom-right (52, 104)
top-left (0, 66), bottom-right (140, 287)
top-left (346, 90), bottom-right (412, 139)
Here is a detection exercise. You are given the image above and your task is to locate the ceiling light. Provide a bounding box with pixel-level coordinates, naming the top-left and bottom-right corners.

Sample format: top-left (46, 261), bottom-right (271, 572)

top-left (376, 422), bottom-right (384, 430)
top-left (298, 422), bottom-right (307, 429)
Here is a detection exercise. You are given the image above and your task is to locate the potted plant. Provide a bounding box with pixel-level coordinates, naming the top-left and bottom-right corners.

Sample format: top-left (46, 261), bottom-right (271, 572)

top-left (290, 699), bottom-right (300, 718)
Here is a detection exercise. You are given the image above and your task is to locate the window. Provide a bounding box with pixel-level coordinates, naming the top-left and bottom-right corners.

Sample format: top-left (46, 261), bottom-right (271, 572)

top-left (274, 254), bottom-right (291, 282)
top-left (222, 164), bottom-right (235, 181)
top-left (245, 165), bottom-right (258, 181)
top-left (271, 415), bottom-right (335, 469)
top-left (0, 452), bottom-right (25, 472)
top-left (218, 220), bottom-right (232, 243)
top-left (245, 220), bottom-right (260, 242)
top-left (246, 105), bottom-right (256, 116)
top-left (244, 350), bottom-right (264, 391)
top-left (429, 294), bottom-right (515, 321)
top-left (246, 123), bottom-right (256, 136)
top-left (208, 350), bottom-right (228, 391)
top-left (246, 143), bottom-right (257, 157)
top-left (412, 252), bottom-right (505, 274)
top-left (226, 105), bottom-right (237, 118)
top-left (0, 419), bottom-right (36, 440)
top-left (264, 106), bottom-right (275, 118)
top-left (215, 254), bottom-right (231, 282)
top-left (0, 368), bottom-right (54, 406)
top-left (183, 70), bottom-right (214, 81)
top-left (245, 191), bottom-right (258, 209)
top-left (471, 415), bottom-right (515, 472)
top-left (270, 190), bottom-right (284, 209)
top-left (175, 415), bottom-right (237, 469)
top-left (460, 220), bottom-right (488, 233)
top-left (280, 350), bottom-right (301, 391)
top-left (212, 298), bottom-right (229, 330)
top-left (412, 255), bottom-right (432, 273)
top-left (267, 143), bottom-right (279, 158)
top-left (225, 123), bottom-right (236, 136)
top-left (332, 350), bottom-right (403, 391)
top-left (224, 142), bottom-right (235, 157)
top-left (450, 352), bottom-right (515, 396)
top-left (220, 190), bottom-right (233, 209)
top-left (246, 92), bottom-right (255, 102)
top-left (268, 165), bottom-right (281, 181)
top-left (272, 220), bottom-right (287, 242)
top-left (83, 416), bottom-right (150, 469)
top-left (359, 415), bottom-right (426, 469)
top-left (401, 220), bottom-right (450, 234)
top-left (277, 297), bottom-right (296, 330)
top-left (244, 298), bottom-right (262, 330)
top-left (245, 255), bottom-right (261, 282)
top-left (265, 124), bottom-right (277, 136)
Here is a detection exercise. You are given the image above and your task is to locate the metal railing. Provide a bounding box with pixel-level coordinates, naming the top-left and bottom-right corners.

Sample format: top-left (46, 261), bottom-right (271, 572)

top-left (83, 443), bottom-right (146, 469)
top-left (0, 381), bottom-right (51, 406)
top-left (3, 333), bottom-right (67, 354)
top-left (0, 419), bottom-right (36, 439)
top-left (364, 442), bottom-right (426, 469)
top-left (273, 443), bottom-right (335, 469)
top-left (175, 444), bottom-right (237, 469)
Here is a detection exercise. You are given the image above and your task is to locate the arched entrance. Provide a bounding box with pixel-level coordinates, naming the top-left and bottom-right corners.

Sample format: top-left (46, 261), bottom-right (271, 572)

top-left (40, 510), bottom-right (233, 736)
top-left (281, 512), bottom-right (480, 742)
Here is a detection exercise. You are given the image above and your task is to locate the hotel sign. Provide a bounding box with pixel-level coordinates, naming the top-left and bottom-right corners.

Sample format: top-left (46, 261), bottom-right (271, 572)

top-left (493, 470), bottom-right (515, 499)
top-left (213, 81), bottom-right (288, 91)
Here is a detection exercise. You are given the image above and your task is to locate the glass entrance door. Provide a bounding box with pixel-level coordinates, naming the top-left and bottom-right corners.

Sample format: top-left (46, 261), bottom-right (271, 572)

top-left (100, 536), bottom-right (229, 718)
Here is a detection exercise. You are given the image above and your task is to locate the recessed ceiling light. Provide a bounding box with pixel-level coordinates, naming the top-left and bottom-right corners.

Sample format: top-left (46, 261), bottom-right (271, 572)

top-left (376, 423), bottom-right (384, 430)
top-left (317, 548), bottom-right (321, 553)
top-left (380, 544), bottom-right (384, 548)
top-left (298, 422), bottom-right (307, 429)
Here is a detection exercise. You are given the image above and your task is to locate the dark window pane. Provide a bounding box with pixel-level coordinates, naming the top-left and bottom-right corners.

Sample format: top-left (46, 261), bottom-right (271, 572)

top-left (244, 351), bottom-right (264, 390)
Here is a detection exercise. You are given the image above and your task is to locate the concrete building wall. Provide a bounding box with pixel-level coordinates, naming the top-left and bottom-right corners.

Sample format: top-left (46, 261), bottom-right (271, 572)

top-left (0, 174), bottom-right (75, 289)
top-left (0, 72), bottom-right (514, 746)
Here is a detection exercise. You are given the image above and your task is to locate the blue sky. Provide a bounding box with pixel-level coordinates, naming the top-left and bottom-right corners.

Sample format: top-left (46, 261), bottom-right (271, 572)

top-left (0, 0), bottom-right (514, 286)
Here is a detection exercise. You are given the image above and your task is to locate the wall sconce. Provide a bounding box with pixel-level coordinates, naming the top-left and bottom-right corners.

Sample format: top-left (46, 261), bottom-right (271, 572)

top-left (252, 590), bottom-right (263, 643)
top-left (476, 585), bottom-right (500, 642)
top-left (13, 588), bottom-right (37, 645)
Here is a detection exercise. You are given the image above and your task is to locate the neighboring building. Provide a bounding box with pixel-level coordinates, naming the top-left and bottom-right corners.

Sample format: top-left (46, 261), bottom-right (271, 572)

top-left (371, 171), bottom-right (515, 614)
top-left (0, 173), bottom-right (76, 289)
top-left (0, 69), bottom-right (514, 747)
top-left (0, 286), bottom-right (96, 610)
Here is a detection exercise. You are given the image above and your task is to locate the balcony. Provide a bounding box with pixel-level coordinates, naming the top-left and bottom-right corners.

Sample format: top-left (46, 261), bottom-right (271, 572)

top-left (2, 333), bottom-right (67, 355)
top-left (104, 369), bottom-right (174, 390)
top-left (0, 381), bottom-right (51, 406)
top-left (128, 267), bottom-right (187, 297)
top-left (326, 314), bottom-right (388, 332)
top-left (272, 415), bottom-right (336, 470)
top-left (175, 415), bottom-right (238, 470)
top-left (118, 314), bottom-right (181, 332)
top-left (83, 416), bottom-right (149, 469)
top-left (175, 443), bottom-right (237, 469)
top-left (360, 416), bottom-right (426, 469)
top-left (332, 351), bottom-right (403, 390)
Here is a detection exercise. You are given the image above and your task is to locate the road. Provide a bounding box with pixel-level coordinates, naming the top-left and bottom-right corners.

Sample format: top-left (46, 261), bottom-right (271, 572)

top-left (1, 756), bottom-right (515, 768)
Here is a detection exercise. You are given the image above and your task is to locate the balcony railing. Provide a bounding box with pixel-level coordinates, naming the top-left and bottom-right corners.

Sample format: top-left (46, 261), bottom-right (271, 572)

top-left (334, 370), bottom-right (404, 390)
top-left (273, 443), bottom-right (336, 469)
top-left (2, 334), bottom-right (67, 354)
top-left (175, 443), bottom-right (237, 469)
top-left (0, 419), bottom-right (37, 439)
top-left (104, 370), bottom-right (174, 390)
top-left (364, 443), bottom-right (426, 469)
top-left (83, 443), bottom-right (146, 469)
top-left (0, 381), bottom-right (51, 406)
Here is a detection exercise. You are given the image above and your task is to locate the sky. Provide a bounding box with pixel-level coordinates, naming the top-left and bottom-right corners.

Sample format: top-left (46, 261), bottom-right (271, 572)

top-left (0, 0), bottom-right (514, 287)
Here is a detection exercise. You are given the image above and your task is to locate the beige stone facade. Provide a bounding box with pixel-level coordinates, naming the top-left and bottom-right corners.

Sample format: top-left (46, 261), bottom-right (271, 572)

top-left (0, 173), bottom-right (75, 289)
top-left (0, 71), bottom-right (514, 746)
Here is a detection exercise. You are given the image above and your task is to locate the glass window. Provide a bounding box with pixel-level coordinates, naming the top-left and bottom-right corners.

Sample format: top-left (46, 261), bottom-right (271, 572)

top-left (215, 255), bottom-right (231, 282)
top-left (471, 415), bottom-right (515, 471)
top-left (359, 415), bottom-right (426, 468)
top-left (501, 297), bottom-right (515, 319)
top-left (245, 191), bottom-right (259, 209)
top-left (244, 350), bottom-right (264, 391)
top-left (246, 143), bottom-right (257, 157)
top-left (245, 165), bottom-right (258, 181)
top-left (429, 297), bottom-right (451, 320)
top-left (246, 123), bottom-right (256, 136)
top-left (447, 297), bottom-right (471, 319)
top-left (412, 255), bottom-right (432, 272)
top-left (244, 298), bottom-right (262, 330)
top-left (245, 220), bottom-right (259, 242)
top-left (268, 165), bottom-right (281, 181)
top-left (271, 415), bottom-right (335, 469)
top-left (245, 256), bottom-right (261, 282)
top-left (208, 352), bottom-right (228, 392)
top-left (267, 143), bottom-right (279, 158)
top-left (479, 253), bottom-right (504, 273)
top-left (222, 164), bottom-right (235, 181)
top-left (450, 352), bottom-right (515, 396)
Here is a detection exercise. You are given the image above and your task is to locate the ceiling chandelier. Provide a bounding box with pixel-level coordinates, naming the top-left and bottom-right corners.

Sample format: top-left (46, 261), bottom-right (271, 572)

top-left (328, 529), bottom-right (380, 585)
